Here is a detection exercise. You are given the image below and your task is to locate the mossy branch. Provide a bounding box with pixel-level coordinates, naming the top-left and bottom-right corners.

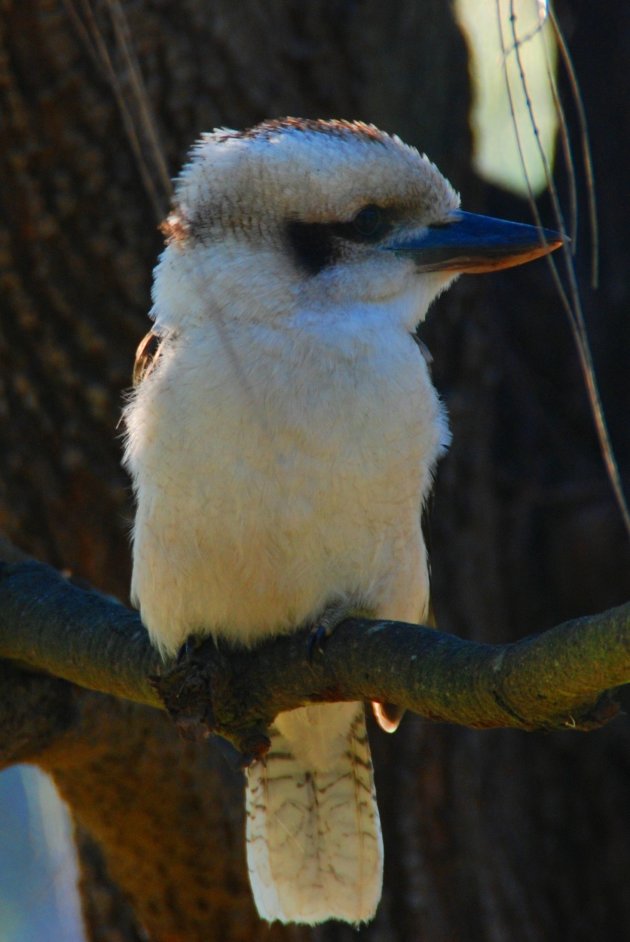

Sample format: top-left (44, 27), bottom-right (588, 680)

top-left (0, 559), bottom-right (628, 760)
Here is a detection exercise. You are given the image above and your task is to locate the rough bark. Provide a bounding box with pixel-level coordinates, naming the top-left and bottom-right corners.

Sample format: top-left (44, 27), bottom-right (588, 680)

top-left (1, 1), bottom-right (629, 941)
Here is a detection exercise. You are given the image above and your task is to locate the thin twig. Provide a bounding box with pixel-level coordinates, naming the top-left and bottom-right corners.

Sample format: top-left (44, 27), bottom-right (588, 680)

top-left (106, 0), bottom-right (173, 203)
top-left (498, 1), bottom-right (630, 540)
top-left (63, 0), bottom-right (170, 221)
top-left (549, 8), bottom-right (599, 287)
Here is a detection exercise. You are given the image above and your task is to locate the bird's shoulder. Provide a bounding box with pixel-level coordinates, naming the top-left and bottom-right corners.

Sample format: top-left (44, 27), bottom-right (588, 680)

top-left (132, 330), bottom-right (164, 386)
top-left (411, 332), bottom-right (433, 367)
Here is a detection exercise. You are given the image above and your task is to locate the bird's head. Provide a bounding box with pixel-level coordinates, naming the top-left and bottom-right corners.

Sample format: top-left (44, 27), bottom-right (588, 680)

top-left (152, 118), bottom-right (562, 333)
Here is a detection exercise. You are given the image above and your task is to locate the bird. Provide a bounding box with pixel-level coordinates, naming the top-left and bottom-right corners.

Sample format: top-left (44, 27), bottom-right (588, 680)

top-left (123, 117), bottom-right (562, 925)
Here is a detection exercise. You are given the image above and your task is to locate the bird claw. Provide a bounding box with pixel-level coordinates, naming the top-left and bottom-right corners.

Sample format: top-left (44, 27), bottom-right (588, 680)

top-left (307, 602), bottom-right (355, 663)
top-left (307, 623), bottom-right (333, 662)
top-left (176, 636), bottom-right (196, 665)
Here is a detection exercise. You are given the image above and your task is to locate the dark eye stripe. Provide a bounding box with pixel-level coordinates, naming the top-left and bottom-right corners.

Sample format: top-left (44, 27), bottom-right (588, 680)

top-left (286, 204), bottom-right (394, 275)
top-left (286, 221), bottom-right (338, 275)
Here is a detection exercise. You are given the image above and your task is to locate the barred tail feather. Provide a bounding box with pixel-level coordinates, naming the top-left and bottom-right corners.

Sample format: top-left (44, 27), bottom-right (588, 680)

top-left (245, 703), bottom-right (383, 925)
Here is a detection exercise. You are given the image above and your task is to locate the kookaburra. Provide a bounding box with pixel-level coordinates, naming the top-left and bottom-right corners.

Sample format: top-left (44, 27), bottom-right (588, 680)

top-left (123, 118), bottom-right (561, 925)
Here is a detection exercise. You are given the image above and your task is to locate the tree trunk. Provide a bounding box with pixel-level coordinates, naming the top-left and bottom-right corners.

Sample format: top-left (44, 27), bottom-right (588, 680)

top-left (0, 1), bottom-right (628, 940)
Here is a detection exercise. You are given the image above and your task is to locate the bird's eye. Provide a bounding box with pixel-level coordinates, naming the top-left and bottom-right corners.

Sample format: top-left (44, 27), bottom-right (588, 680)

top-left (352, 204), bottom-right (386, 239)
top-left (286, 204), bottom-right (393, 276)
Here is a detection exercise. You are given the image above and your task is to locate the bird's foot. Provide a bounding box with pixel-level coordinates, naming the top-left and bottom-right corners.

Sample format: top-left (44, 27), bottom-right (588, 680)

top-left (307, 600), bottom-right (354, 662)
top-left (157, 635), bottom-right (274, 761)
top-left (176, 636), bottom-right (198, 665)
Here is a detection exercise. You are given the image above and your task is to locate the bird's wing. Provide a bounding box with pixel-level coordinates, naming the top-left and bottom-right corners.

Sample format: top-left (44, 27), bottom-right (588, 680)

top-left (411, 331), bottom-right (433, 366)
top-left (132, 330), bottom-right (163, 386)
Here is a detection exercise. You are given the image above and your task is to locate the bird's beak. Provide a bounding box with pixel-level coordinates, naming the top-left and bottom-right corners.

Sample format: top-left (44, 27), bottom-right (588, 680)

top-left (386, 210), bottom-right (564, 274)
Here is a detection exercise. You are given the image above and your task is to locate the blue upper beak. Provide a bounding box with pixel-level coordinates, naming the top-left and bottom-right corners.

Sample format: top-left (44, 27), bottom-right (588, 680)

top-left (386, 210), bottom-right (564, 274)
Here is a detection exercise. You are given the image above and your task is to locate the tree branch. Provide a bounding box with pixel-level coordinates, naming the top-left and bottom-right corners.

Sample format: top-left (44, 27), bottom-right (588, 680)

top-left (0, 559), bottom-right (161, 707)
top-left (0, 559), bottom-right (628, 760)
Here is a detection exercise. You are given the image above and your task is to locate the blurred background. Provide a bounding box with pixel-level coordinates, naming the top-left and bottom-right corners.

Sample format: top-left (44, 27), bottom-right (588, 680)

top-left (1, 1), bottom-right (628, 940)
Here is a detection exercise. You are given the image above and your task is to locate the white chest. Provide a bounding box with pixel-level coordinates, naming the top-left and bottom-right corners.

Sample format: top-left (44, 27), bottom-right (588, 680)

top-left (124, 315), bottom-right (447, 655)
